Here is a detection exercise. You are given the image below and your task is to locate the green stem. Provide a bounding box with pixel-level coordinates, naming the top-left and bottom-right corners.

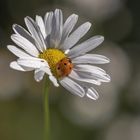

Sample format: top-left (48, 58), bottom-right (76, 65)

top-left (44, 77), bottom-right (50, 140)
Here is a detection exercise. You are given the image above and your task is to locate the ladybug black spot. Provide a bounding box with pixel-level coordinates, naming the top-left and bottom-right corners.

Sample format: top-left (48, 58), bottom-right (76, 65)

top-left (68, 59), bottom-right (71, 63)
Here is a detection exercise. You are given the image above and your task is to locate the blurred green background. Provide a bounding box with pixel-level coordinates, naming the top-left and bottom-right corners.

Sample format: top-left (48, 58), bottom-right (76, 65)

top-left (0, 0), bottom-right (140, 140)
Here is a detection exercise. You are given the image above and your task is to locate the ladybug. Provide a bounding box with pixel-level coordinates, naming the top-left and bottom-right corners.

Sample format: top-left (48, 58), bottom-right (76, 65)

top-left (56, 57), bottom-right (73, 78)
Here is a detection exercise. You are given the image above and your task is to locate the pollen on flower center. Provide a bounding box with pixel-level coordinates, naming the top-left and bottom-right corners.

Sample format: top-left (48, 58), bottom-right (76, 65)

top-left (39, 48), bottom-right (73, 78)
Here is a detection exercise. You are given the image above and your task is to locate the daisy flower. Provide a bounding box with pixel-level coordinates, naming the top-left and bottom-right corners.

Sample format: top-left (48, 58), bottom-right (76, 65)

top-left (7, 9), bottom-right (110, 100)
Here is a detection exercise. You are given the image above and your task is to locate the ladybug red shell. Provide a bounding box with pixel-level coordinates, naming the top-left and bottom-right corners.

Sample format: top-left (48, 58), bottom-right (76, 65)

top-left (56, 57), bottom-right (73, 78)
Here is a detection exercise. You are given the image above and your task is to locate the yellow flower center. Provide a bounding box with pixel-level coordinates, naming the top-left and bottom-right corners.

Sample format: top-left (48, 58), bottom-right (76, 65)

top-left (39, 48), bottom-right (66, 77)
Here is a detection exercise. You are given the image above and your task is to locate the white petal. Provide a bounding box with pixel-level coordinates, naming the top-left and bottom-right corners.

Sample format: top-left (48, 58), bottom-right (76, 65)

top-left (62, 22), bottom-right (91, 50)
top-left (44, 12), bottom-right (53, 35)
top-left (86, 87), bottom-right (99, 100)
top-left (10, 61), bottom-right (34, 71)
top-left (36, 15), bottom-right (46, 38)
top-left (60, 77), bottom-right (85, 97)
top-left (7, 45), bottom-right (32, 58)
top-left (10, 61), bottom-right (26, 71)
top-left (50, 9), bottom-right (63, 47)
top-left (68, 36), bottom-right (104, 58)
top-left (25, 16), bottom-right (47, 51)
top-left (18, 57), bottom-right (47, 61)
top-left (79, 71), bottom-right (110, 83)
top-left (40, 66), bottom-right (52, 76)
top-left (60, 14), bottom-right (78, 46)
top-left (49, 75), bottom-right (59, 87)
top-left (12, 24), bottom-right (35, 45)
top-left (75, 64), bottom-right (106, 74)
top-left (74, 65), bottom-right (110, 82)
top-left (34, 65), bottom-right (59, 86)
top-left (34, 69), bottom-right (45, 82)
top-left (17, 58), bottom-right (47, 69)
top-left (12, 59), bottom-right (37, 71)
top-left (69, 70), bottom-right (101, 85)
top-left (72, 54), bottom-right (110, 64)
top-left (11, 34), bottom-right (39, 57)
